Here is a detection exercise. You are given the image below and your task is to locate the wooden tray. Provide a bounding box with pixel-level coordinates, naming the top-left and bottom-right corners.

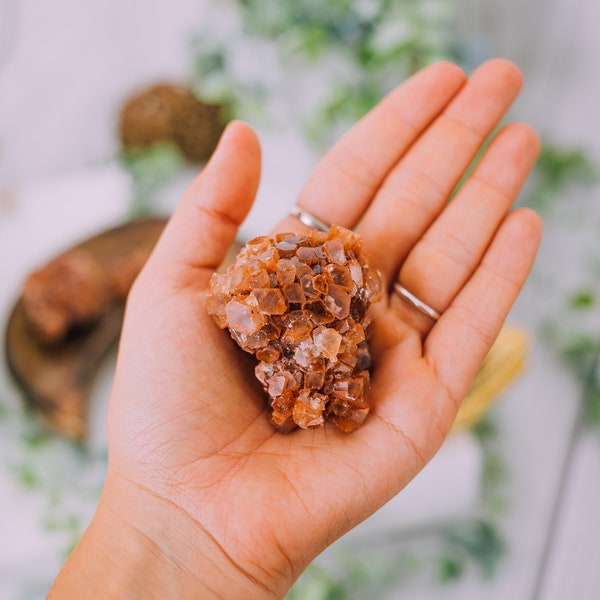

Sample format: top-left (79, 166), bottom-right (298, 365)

top-left (4, 218), bottom-right (167, 440)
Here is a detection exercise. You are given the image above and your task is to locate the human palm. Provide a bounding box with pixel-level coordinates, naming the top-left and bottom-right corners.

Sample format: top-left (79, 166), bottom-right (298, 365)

top-left (103, 60), bottom-right (541, 598)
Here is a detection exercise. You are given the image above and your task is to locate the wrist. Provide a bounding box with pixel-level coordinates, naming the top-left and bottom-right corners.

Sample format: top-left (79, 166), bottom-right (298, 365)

top-left (49, 473), bottom-right (282, 599)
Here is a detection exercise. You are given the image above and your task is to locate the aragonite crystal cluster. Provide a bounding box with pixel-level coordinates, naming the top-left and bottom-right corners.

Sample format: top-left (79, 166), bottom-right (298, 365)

top-left (207, 225), bottom-right (382, 433)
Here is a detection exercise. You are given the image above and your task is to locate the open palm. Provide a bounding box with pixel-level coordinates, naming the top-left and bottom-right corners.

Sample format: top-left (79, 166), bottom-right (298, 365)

top-left (103, 60), bottom-right (541, 598)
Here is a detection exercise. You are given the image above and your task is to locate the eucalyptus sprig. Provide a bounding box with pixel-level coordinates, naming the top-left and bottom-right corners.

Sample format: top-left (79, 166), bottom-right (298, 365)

top-left (542, 322), bottom-right (600, 426)
top-left (119, 142), bottom-right (184, 218)
top-left (523, 142), bottom-right (596, 212)
top-left (286, 515), bottom-right (505, 598)
top-left (524, 139), bottom-right (600, 427)
top-left (191, 0), bottom-right (458, 146)
top-left (0, 396), bottom-right (107, 569)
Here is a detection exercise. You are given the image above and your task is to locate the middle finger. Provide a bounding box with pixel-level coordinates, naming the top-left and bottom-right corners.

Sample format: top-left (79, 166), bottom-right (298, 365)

top-left (358, 59), bottom-right (524, 282)
top-left (397, 122), bottom-right (541, 315)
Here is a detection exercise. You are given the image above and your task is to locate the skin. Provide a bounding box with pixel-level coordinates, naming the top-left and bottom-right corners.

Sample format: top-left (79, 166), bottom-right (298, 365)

top-left (49, 59), bottom-right (542, 599)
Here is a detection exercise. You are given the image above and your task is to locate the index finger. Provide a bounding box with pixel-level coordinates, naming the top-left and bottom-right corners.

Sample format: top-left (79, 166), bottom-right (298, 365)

top-left (276, 62), bottom-right (466, 232)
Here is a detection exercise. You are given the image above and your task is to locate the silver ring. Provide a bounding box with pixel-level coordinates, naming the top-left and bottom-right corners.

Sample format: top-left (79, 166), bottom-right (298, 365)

top-left (289, 205), bottom-right (330, 233)
top-left (393, 282), bottom-right (441, 321)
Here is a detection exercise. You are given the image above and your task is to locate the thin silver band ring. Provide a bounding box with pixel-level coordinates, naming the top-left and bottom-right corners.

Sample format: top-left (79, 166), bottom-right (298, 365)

top-left (393, 282), bottom-right (441, 321)
top-left (289, 205), bottom-right (331, 233)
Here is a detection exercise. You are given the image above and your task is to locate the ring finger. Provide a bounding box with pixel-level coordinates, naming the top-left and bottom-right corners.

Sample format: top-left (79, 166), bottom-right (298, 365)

top-left (357, 59), bottom-right (524, 280)
top-left (391, 122), bottom-right (540, 331)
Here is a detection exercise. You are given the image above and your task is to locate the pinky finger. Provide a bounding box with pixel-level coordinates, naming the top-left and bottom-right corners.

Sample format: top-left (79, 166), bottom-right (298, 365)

top-left (424, 208), bottom-right (542, 410)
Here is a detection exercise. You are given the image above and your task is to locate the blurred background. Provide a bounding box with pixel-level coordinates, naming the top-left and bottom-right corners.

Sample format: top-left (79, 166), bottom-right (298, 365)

top-left (1, 0), bottom-right (599, 598)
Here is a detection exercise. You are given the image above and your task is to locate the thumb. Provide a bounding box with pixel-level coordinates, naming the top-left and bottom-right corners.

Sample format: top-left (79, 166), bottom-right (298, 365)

top-left (148, 120), bottom-right (261, 280)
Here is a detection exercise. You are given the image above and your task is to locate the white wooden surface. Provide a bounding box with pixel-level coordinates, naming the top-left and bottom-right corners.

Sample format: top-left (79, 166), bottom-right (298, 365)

top-left (1, 0), bottom-right (599, 598)
top-left (398, 0), bottom-right (600, 597)
top-left (539, 432), bottom-right (600, 600)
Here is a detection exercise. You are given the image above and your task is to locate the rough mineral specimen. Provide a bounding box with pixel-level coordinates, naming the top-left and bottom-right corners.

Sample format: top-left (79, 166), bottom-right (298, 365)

top-left (21, 243), bottom-right (152, 345)
top-left (207, 225), bottom-right (383, 433)
top-left (21, 250), bottom-right (109, 344)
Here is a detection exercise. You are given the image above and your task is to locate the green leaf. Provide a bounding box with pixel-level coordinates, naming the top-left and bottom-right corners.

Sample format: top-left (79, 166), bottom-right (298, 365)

top-left (536, 144), bottom-right (596, 188)
top-left (444, 519), bottom-right (505, 579)
top-left (569, 289), bottom-right (596, 310)
top-left (437, 555), bottom-right (465, 582)
top-left (119, 142), bottom-right (184, 217)
top-left (20, 428), bottom-right (52, 449)
top-left (524, 142), bottom-right (596, 210)
top-left (199, 0), bottom-right (459, 150)
top-left (561, 333), bottom-right (599, 379)
top-left (119, 142), bottom-right (183, 184)
top-left (286, 563), bottom-right (345, 600)
top-left (585, 383), bottom-right (600, 425)
top-left (471, 415), bottom-right (498, 443)
top-left (10, 464), bottom-right (38, 490)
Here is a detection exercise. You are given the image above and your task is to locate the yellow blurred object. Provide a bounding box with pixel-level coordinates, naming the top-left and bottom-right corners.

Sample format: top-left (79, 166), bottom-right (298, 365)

top-left (452, 327), bottom-right (528, 430)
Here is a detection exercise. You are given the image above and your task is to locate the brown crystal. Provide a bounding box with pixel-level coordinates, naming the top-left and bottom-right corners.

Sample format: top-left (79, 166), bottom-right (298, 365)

top-left (206, 225), bottom-right (382, 433)
top-left (21, 250), bottom-right (109, 344)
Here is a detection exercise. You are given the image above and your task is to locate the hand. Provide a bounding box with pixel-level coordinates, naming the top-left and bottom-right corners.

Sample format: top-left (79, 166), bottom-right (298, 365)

top-left (50, 60), bottom-right (542, 599)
